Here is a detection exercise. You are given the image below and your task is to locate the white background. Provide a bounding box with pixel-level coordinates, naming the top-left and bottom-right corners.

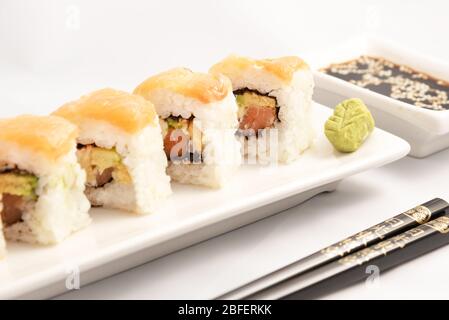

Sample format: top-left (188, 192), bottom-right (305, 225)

top-left (1, 0), bottom-right (449, 299)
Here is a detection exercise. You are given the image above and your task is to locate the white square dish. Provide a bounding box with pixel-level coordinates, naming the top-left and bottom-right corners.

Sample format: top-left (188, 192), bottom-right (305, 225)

top-left (0, 102), bottom-right (409, 299)
top-left (312, 36), bottom-right (449, 158)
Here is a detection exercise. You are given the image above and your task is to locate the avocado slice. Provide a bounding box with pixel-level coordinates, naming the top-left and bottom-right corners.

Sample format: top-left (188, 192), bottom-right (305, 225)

top-left (90, 147), bottom-right (121, 173)
top-left (77, 146), bottom-right (132, 186)
top-left (166, 117), bottom-right (189, 130)
top-left (235, 91), bottom-right (277, 120)
top-left (236, 91), bottom-right (277, 109)
top-left (0, 173), bottom-right (38, 198)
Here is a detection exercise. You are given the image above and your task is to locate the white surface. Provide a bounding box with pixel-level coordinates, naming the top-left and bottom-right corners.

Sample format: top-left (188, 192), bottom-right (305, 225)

top-left (0, 103), bottom-right (409, 299)
top-left (312, 37), bottom-right (449, 157)
top-left (0, 0), bottom-right (448, 300)
top-left (58, 150), bottom-right (449, 300)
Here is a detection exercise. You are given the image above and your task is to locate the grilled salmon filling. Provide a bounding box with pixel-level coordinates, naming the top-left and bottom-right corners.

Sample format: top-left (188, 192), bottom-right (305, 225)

top-left (76, 145), bottom-right (131, 188)
top-left (160, 116), bottom-right (202, 163)
top-left (235, 89), bottom-right (278, 136)
top-left (0, 164), bottom-right (38, 226)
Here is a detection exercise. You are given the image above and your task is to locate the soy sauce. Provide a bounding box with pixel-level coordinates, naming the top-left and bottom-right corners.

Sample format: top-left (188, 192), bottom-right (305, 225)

top-left (322, 56), bottom-right (449, 111)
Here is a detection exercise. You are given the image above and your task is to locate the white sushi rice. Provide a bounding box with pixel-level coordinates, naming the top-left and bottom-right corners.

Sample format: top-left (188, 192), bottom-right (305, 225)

top-left (77, 117), bottom-right (171, 214)
top-left (1, 146), bottom-right (91, 245)
top-left (226, 68), bottom-right (315, 163)
top-left (147, 89), bottom-right (241, 188)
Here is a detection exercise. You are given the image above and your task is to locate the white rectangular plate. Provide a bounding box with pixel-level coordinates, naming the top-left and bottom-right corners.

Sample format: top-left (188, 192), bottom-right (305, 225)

top-left (0, 102), bottom-right (410, 299)
top-left (312, 36), bottom-right (449, 158)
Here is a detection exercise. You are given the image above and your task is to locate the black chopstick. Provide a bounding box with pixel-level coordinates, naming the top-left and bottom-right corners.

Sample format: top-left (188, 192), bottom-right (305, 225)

top-left (217, 198), bottom-right (449, 300)
top-left (256, 215), bottom-right (449, 299)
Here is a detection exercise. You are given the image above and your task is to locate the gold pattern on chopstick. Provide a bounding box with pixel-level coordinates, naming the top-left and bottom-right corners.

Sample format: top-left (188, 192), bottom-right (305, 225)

top-left (320, 217), bottom-right (406, 258)
top-left (338, 227), bottom-right (426, 266)
top-left (338, 216), bottom-right (449, 266)
top-left (403, 205), bottom-right (432, 224)
top-left (321, 206), bottom-right (435, 259)
top-left (427, 216), bottom-right (449, 234)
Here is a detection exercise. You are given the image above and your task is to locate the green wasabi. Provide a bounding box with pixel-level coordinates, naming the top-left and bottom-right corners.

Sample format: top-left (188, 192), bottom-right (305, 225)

top-left (324, 98), bottom-right (375, 153)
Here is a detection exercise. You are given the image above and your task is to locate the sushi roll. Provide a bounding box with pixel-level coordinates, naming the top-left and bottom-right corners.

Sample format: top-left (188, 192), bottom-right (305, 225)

top-left (210, 55), bottom-right (315, 163)
top-left (53, 88), bottom-right (171, 214)
top-left (0, 218), bottom-right (5, 259)
top-left (134, 68), bottom-right (241, 188)
top-left (0, 115), bottom-right (91, 246)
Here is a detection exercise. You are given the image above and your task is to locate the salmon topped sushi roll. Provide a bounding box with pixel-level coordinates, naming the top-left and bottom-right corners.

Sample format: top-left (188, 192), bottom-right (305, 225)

top-left (0, 216), bottom-right (5, 258)
top-left (0, 115), bottom-right (91, 247)
top-left (210, 55), bottom-right (315, 163)
top-left (134, 68), bottom-right (241, 188)
top-left (53, 88), bottom-right (171, 214)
